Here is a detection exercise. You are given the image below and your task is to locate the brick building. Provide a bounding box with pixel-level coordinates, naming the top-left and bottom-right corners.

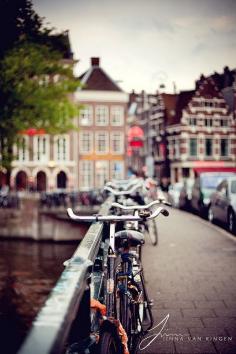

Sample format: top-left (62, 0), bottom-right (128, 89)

top-left (154, 71), bottom-right (236, 184)
top-left (74, 57), bottom-right (129, 190)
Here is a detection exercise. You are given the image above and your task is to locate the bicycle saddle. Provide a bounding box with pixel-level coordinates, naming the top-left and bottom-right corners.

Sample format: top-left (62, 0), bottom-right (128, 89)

top-left (115, 229), bottom-right (144, 247)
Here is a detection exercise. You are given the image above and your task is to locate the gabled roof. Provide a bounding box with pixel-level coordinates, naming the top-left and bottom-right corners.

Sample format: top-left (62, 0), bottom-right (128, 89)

top-left (79, 58), bottom-right (123, 92)
top-left (175, 90), bottom-right (195, 123)
top-left (161, 93), bottom-right (179, 125)
top-left (196, 77), bottom-right (222, 99)
top-left (161, 91), bottom-right (195, 126)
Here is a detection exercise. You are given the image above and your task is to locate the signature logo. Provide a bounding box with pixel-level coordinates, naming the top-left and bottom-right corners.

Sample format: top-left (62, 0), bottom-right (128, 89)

top-left (139, 314), bottom-right (188, 350)
top-left (139, 314), bottom-right (233, 350)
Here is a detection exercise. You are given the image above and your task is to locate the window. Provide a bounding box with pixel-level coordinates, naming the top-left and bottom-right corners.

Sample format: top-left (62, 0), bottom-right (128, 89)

top-left (54, 135), bottom-right (69, 161)
top-left (79, 160), bottom-right (93, 189)
top-left (220, 139), bottom-right (229, 157)
top-left (189, 138), bottom-right (197, 157)
top-left (95, 132), bottom-right (109, 154)
top-left (204, 118), bottom-right (212, 127)
top-left (79, 132), bottom-right (93, 153)
top-left (111, 161), bottom-right (124, 180)
top-left (95, 106), bottom-right (108, 126)
top-left (205, 101), bottom-right (213, 107)
top-left (220, 119), bottom-right (228, 127)
top-left (16, 136), bottom-right (29, 161)
top-left (34, 135), bottom-right (49, 162)
top-left (205, 138), bottom-right (212, 157)
top-left (189, 118), bottom-right (197, 126)
top-left (111, 106), bottom-right (124, 126)
top-left (79, 106), bottom-right (93, 126)
top-left (174, 139), bottom-right (180, 158)
top-left (111, 132), bottom-right (124, 154)
top-left (95, 160), bottom-right (109, 188)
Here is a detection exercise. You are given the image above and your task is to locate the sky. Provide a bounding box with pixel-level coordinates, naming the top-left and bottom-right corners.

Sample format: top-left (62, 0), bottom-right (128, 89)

top-left (33, 0), bottom-right (236, 93)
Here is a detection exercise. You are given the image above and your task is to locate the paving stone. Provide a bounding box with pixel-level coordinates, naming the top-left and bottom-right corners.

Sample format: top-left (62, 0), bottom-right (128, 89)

top-left (194, 300), bottom-right (226, 309)
top-left (202, 317), bottom-right (236, 328)
top-left (175, 340), bottom-right (217, 353)
top-left (182, 309), bottom-right (216, 318)
top-left (189, 327), bottom-right (229, 338)
top-left (213, 339), bottom-right (236, 354)
top-left (163, 301), bottom-right (195, 309)
top-left (139, 335), bottom-right (176, 353)
top-left (224, 300), bottom-right (236, 309)
top-left (168, 317), bottom-right (204, 328)
top-left (213, 309), bottom-right (236, 317)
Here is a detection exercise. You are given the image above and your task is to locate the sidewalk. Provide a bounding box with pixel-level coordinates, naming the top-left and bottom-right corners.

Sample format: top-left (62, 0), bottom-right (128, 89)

top-left (142, 208), bottom-right (236, 354)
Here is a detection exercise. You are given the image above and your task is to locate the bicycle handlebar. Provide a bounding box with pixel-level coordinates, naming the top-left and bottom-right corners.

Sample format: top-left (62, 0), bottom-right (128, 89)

top-left (104, 182), bottom-right (143, 196)
top-left (111, 199), bottom-right (171, 210)
top-left (105, 178), bottom-right (139, 191)
top-left (67, 206), bottom-right (169, 222)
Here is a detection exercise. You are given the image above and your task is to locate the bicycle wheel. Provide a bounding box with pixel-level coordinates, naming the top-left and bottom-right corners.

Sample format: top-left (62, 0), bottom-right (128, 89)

top-left (99, 330), bottom-right (122, 354)
top-left (147, 219), bottom-right (158, 246)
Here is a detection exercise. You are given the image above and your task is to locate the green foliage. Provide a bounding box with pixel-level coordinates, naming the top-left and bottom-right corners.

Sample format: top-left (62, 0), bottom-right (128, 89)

top-left (1, 41), bottom-right (79, 132)
top-left (0, 0), bottom-right (81, 174)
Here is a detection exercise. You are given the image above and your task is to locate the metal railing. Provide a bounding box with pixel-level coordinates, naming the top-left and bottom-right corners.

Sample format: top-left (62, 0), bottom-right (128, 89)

top-left (18, 197), bottom-right (112, 354)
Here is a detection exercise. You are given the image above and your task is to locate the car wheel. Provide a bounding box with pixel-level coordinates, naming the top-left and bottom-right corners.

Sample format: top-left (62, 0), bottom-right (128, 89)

top-left (228, 210), bottom-right (236, 235)
top-left (208, 205), bottom-right (214, 223)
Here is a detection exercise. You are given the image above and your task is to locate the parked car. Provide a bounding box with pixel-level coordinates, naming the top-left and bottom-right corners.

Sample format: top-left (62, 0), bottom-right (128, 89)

top-left (168, 182), bottom-right (184, 208)
top-left (190, 172), bottom-right (235, 217)
top-left (208, 176), bottom-right (236, 234)
top-left (179, 178), bottom-right (195, 210)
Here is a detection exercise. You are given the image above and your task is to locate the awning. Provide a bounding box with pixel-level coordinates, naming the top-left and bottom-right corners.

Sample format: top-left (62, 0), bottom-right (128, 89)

top-left (193, 167), bottom-right (236, 174)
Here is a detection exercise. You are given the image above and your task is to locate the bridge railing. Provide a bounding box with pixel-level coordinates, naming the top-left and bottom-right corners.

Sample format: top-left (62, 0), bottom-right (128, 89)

top-left (18, 197), bottom-right (112, 354)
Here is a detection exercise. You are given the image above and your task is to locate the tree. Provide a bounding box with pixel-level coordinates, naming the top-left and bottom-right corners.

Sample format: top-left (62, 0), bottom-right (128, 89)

top-left (0, 0), bottom-right (48, 58)
top-left (0, 41), bottom-right (79, 172)
top-left (0, 0), bottom-right (80, 184)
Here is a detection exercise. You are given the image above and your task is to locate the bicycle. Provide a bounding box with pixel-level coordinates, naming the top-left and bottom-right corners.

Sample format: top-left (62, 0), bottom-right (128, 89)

top-left (105, 182), bottom-right (169, 247)
top-left (67, 201), bottom-right (169, 354)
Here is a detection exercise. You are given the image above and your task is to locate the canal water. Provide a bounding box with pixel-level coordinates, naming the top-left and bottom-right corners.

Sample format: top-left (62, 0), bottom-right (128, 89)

top-left (0, 239), bottom-right (84, 354)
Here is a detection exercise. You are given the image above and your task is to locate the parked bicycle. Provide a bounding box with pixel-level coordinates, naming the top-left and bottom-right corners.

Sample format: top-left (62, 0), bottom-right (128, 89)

top-left (67, 200), bottom-right (169, 354)
top-left (104, 179), bottom-right (169, 246)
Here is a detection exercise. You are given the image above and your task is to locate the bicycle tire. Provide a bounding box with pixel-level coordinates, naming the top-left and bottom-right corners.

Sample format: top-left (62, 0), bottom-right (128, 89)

top-left (99, 330), bottom-right (123, 354)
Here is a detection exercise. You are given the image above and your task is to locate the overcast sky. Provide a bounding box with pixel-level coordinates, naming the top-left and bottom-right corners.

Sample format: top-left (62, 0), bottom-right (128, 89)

top-left (34, 0), bottom-right (236, 93)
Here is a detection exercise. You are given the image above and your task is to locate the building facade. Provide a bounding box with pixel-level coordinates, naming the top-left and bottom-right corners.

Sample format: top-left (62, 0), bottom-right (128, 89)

top-left (10, 130), bottom-right (77, 191)
top-left (153, 73), bottom-right (236, 184)
top-left (74, 57), bottom-right (129, 190)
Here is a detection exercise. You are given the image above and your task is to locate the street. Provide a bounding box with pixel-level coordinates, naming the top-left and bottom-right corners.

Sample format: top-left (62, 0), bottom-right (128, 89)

top-left (142, 208), bottom-right (236, 354)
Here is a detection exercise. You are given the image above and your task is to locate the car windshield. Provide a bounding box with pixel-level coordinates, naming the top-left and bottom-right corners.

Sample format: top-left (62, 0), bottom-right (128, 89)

top-left (201, 175), bottom-right (229, 189)
top-left (231, 180), bottom-right (236, 194)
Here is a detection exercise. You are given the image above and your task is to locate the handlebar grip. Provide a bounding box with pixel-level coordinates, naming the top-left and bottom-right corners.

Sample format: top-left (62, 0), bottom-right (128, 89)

top-left (161, 209), bottom-right (169, 217)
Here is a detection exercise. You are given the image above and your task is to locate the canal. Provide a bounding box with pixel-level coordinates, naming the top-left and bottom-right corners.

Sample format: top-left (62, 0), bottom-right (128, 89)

top-left (0, 238), bottom-right (86, 354)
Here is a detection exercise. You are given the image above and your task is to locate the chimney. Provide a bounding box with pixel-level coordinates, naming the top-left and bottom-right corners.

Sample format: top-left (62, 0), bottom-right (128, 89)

top-left (91, 57), bottom-right (100, 67)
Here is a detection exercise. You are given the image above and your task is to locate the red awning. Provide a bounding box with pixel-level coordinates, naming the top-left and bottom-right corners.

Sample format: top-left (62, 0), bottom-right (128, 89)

top-left (129, 140), bottom-right (144, 148)
top-left (20, 128), bottom-right (46, 136)
top-left (194, 167), bottom-right (236, 174)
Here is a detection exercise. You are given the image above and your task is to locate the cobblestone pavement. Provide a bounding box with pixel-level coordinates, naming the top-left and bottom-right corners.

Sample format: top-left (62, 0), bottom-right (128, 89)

top-left (142, 208), bottom-right (236, 354)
